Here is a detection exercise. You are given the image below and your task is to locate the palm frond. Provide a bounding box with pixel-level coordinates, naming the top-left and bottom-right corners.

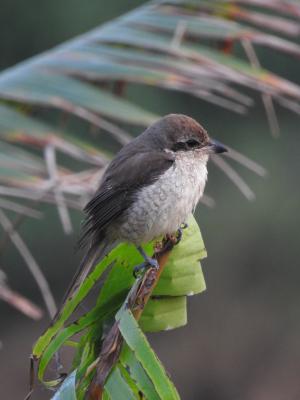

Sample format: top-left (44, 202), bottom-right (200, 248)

top-left (0, 0), bottom-right (299, 228)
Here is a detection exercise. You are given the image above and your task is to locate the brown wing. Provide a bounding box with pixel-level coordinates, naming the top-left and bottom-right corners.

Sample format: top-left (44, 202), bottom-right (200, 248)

top-left (79, 149), bottom-right (175, 249)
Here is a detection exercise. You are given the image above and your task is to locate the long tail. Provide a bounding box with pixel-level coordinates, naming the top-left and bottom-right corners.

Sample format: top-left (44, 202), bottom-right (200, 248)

top-left (52, 238), bottom-right (115, 324)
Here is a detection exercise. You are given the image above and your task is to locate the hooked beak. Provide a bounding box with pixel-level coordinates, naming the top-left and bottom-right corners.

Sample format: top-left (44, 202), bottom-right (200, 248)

top-left (207, 140), bottom-right (228, 154)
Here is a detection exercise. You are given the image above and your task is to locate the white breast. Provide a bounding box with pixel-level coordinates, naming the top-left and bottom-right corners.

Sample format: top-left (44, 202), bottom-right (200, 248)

top-left (118, 151), bottom-right (208, 245)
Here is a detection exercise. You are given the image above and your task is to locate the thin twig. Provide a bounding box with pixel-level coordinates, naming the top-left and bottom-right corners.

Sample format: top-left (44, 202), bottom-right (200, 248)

top-left (50, 99), bottom-right (133, 146)
top-left (0, 213), bottom-right (27, 256)
top-left (242, 38), bottom-right (280, 137)
top-left (223, 145), bottom-right (267, 177)
top-left (45, 145), bottom-right (73, 234)
top-left (0, 270), bottom-right (43, 320)
top-left (192, 88), bottom-right (247, 114)
top-left (0, 209), bottom-right (57, 318)
top-left (171, 20), bottom-right (187, 49)
top-left (0, 198), bottom-right (42, 218)
top-left (277, 96), bottom-right (300, 115)
top-left (0, 185), bottom-right (83, 209)
top-left (212, 155), bottom-right (256, 201)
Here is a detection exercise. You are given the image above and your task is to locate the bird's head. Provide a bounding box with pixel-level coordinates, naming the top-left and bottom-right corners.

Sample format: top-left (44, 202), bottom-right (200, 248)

top-left (146, 114), bottom-right (227, 156)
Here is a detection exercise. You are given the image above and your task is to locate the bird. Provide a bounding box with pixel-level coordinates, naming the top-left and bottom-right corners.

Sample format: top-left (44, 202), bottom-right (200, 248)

top-left (57, 114), bottom-right (227, 315)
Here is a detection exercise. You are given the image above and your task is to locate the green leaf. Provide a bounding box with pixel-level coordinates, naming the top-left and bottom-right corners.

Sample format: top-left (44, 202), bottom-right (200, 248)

top-left (103, 391), bottom-right (111, 400)
top-left (33, 215), bottom-right (206, 390)
top-left (95, 215), bottom-right (206, 333)
top-left (44, 49), bottom-right (172, 84)
top-left (118, 309), bottom-right (180, 400)
top-left (124, 7), bottom-right (300, 56)
top-left (0, 104), bottom-right (106, 165)
top-left (95, 243), bottom-right (147, 308)
top-left (0, 69), bottom-right (158, 126)
top-left (51, 371), bottom-right (77, 400)
top-left (140, 296), bottom-right (187, 333)
top-left (36, 296), bottom-right (121, 385)
top-left (105, 366), bottom-right (137, 400)
top-left (33, 241), bottom-right (151, 386)
top-left (154, 214), bottom-right (206, 297)
top-left (33, 252), bottom-right (115, 359)
top-left (119, 345), bottom-right (160, 400)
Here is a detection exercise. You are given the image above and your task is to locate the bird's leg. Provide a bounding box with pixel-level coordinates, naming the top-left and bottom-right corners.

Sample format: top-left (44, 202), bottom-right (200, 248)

top-left (133, 223), bottom-right (188, 277)
top-left (137, 246), bottom-right (159, 268)
top-left (133, 246), bottom-right (159, 278)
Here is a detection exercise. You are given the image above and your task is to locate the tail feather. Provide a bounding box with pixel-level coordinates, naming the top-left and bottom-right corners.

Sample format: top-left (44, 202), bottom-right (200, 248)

top-left (52, 238), bottom-right (115, 323)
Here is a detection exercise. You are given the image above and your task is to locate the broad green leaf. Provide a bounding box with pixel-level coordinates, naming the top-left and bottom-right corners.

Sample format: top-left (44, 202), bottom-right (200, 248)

top-left (94, 215), bottom-right (206, 332)
top-left (140, 296), bottom-right (187, 332)
top-left (154, 214), bottom-right (206, 296)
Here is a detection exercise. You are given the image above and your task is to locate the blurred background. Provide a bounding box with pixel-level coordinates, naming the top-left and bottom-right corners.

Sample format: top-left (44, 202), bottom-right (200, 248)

top-left (0, 1), bottom-right (299, 399)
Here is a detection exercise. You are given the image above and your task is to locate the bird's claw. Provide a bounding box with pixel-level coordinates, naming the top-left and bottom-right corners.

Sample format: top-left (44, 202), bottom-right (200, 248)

top-left (174, 222), bottom-right (188, 245)
top-left (181, 222), bottom-right (189, 230)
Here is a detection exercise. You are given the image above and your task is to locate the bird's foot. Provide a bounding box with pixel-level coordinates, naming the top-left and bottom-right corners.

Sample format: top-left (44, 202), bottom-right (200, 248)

top-left (174, 222), bottom-right (188, 245)
top-left (134, 246), bottom-right (159, 278)
top-left (133, 257), bottom-right (159, 278)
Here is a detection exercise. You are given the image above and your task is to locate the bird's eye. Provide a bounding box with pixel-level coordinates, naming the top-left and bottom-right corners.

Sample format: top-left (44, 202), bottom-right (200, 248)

top-left (172, 139), bottom-right (200, 152)
top-left (186, 139), bottom-right (200, 148)
top-left (172, 141), bottom-right (186, 151)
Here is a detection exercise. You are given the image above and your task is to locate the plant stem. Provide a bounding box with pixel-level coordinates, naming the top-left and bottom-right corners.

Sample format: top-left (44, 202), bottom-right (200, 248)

top-left (87, 236), bottom-right (176, 399)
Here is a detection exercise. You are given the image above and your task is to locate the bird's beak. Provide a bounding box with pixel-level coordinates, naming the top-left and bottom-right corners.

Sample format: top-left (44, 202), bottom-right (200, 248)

top-left (207, 140), bottom-right (228, 154)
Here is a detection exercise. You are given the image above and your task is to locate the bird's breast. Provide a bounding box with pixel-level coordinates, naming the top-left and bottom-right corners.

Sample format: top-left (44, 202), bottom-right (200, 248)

top-left (118, 152), bottom-right (208, 244)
